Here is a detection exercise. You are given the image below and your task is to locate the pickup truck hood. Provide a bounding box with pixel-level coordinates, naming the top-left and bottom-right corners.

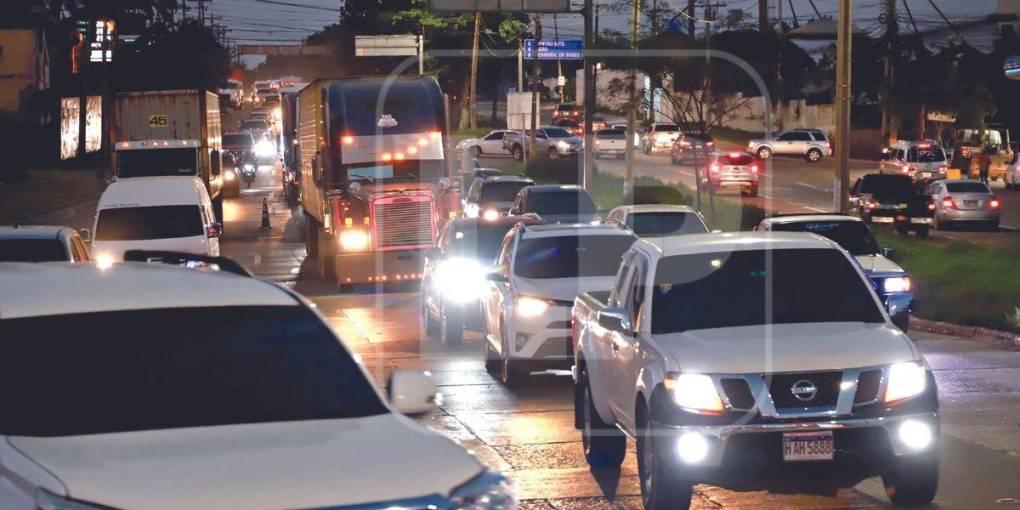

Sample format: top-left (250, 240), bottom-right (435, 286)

top-left (655, 322), bottom-right (917, 374)
top-left (854, 254), bottom-right (904, 275)
top-left (8, 415), bottom-right (482, 510)
top-left (515, 275), bottom-right (616, 303)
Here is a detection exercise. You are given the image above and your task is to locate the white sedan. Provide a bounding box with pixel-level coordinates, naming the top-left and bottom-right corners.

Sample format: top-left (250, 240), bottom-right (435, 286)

top-left (456, 130), bottom-right (515, 157)
top-left (0, 261), bottom-right (515, 510)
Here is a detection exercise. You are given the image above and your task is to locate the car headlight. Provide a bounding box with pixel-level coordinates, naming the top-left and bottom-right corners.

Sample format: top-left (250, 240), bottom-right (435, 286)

top-left (450, 471), bottom-right (517, 510)
top-left (254, 139), bottom-right (275, 157)
top-left (884, 361), bottom-right (927, 403)
top-left (883, 276), bottom-right (911, 293)
top-left (482, 209), bottom-right (500, 221)
top-left (434, 257), bottom-right (487, 303)
top-left (339, 229), bottom-right (370, 251)
top-left (36, 489), bottom-right (111, 510)
top-left (94, 251), bottom-right (116, 270)
top-left (464, 202), bottom-right (480, 218)
top-left (556, 140), bottom-right (570, 149)
top-left (516, 296), bottom-right (551, 318)
top-left (224, 169), bottom-right (236, 181)
top-left (664, 373), bottom-right (724, 414)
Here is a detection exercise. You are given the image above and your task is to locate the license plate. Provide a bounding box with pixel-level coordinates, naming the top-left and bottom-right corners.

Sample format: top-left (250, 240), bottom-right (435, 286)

top-left (920, 172), bottom-right (932, 179)
top-left (872, 216), bottom-right (895, 223)
top-left (911, 217), bottom-right (933, 224)
top-left (964, 200), bottom-right (978, 207)
top-left (782, 431), bottom-right (834, 462)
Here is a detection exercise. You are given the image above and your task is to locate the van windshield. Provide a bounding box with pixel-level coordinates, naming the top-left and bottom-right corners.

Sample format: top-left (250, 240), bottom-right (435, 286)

top-left (96, 205), bottom-right (204, 241)
top-left (116, 148), bottom-right (198, 177)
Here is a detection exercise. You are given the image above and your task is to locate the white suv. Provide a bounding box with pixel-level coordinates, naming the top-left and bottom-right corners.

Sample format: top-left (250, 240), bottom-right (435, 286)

top-left (641, 123), bottom-right (682, 154)
top-left (573, 232), bottom-right (938, 510)
top-left (0, 260), bottom-right (515, 510)
top-left (748, 128), bottom-right (832, 162)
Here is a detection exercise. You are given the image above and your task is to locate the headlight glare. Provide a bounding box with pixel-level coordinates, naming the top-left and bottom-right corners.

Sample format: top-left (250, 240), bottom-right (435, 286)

top-left (339, 229), bottom-right (370, 251)
top-left (883, 276), bottom-right (911, 293)
top-left (254, 139), bottom-right (275, 158)
top-left (664, 373), bottom-right (724, 413)
top-left (482, 209), bottom-right (500, 221)
top-left (516, 296), bottom-right (551, 318)
top-left (450, 471), bottom-right (517, 510)
top-left (464, 202), bottom-right (480, 218)
top-left (434, 257), bottom-right (487, 303)
top-left (884, 362), bottom-right (927, 403)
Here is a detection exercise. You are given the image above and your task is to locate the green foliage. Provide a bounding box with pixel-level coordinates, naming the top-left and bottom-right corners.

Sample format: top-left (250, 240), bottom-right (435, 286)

top-left (524, 156), bottom-right (579, 185)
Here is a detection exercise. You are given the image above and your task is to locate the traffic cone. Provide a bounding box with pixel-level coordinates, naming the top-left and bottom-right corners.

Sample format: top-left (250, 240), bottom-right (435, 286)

top-left (261, 198), bottom-right (271, 229)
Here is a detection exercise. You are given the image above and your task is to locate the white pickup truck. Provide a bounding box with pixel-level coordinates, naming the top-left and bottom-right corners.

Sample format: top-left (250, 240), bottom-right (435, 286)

top-left (571, 232), bottom-right (939, 510)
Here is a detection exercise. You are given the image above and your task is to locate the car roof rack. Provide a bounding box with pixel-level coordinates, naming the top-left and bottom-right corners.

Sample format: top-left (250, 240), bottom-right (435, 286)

top-left (122, 250), bottom-right (253, 277)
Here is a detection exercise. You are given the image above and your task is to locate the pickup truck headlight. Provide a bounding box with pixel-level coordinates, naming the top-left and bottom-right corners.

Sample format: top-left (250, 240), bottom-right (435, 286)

top-left (450, 471), bottom-right (517, 510)
top-left (883, 276), bottom-right (911, 293)
top-left (516, 296), bottom-right (551, 318)
top-left (884, 362), bottom-right (927, 403)
top-left (435, 257), bottom-right (487, 303)
top-left (664, 373), bottom-right (725, 414)
top-left (36, 489), bottom-right (114, 510)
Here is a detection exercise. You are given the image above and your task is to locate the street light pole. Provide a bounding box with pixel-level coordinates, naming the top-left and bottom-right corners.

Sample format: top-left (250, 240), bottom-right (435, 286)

top-left (582, 0), bottom-right (595, 190)
top-left (834, 0), bottom-right (853, 213)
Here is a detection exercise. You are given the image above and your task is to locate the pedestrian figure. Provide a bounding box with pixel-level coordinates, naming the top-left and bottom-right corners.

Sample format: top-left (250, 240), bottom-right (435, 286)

top-left (978, 153), bottom-right (991, 184)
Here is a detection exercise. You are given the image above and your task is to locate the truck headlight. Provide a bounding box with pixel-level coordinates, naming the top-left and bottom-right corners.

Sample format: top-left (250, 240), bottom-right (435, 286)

top-left (664, 373), bottom-right (724, 414)
top-left (450, 471), bottom-right (517, 510)
top-left (339, 229), bottom-right (370, 251)
top-left (434, 257), bottom-right (487, 303)
top-left (36, 489), bottom-right (109, 510)
top-left (254, 139), bottom-right (275, 158)
top-left (883, 276), bottom-right (911, 293)
top-left (884, 362), bottom-right (927, 403)
top-left (516, 296), bottom-right (551, 318)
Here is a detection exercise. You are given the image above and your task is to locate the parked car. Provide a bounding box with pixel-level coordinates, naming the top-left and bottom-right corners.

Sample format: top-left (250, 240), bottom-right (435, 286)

top-left (755, 214), bottom-right (913, 330)
top-left (482, 222), bottom-right (637, 385)
top-left (502, 127), bottom-right (583, 160)
top-left (553, 103), bottom-right (582, 120)
top-left (422, 215), bottom-right (543, 345)
top-left (880, 141), bottom-right (950, 183)
top-left (572, 232), bottom-right (939, 509)
top-left (747, 128), bottom-right (831, 162)
top-left (594, 129), bottom-right (627, 160)
top-left (670, 134), bottom-right (715, 163)
top-left (90, 177), bottom-right (222, 263)
top-left (640, 123), bottom-right (682, 155)
top-left (509, 184), bottom-right (599, 224)
top-left (0, 225), bottom-right (90, 262)
top-left (924, 179), bottom-right (1001, 231)
top-left (850, 173), bottom-right (934, 238)
top-left (702, 151), bottom-right (762, 197)
top-left (464, 175), bottom-right (535, 220)
top-left (605, 205), bottom-right (709, 244)
top-left (456, 130), bottom-right (515, 158)
top-left (0, 259), bottom-right (515, 510)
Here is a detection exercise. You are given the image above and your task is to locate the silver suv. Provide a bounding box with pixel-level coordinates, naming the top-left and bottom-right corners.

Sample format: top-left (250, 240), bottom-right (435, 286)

top-left (748, 128), bottom-right (832, 162)
top-left (502, 127), bottom-right (582, 161)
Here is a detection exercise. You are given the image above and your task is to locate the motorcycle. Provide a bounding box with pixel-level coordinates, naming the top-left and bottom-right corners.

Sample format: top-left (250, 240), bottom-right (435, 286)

top-left (241, 163), bottom-right (257, 188)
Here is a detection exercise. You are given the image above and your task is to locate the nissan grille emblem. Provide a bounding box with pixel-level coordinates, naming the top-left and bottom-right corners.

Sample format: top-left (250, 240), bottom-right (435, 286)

top-left (790, 380), bottom-right (818, 402)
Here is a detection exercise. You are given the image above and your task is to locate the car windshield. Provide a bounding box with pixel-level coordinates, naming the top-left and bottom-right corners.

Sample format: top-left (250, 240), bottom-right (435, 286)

top-left (116, 148), bottom-right (198, 177)
top-left (859, 175), bottom-right (915, 199)
top-left (447, 223), bottom-right (515, 263)
top-left (96, 205), bottom-right (204, 241)
top-left (769, 220), bottom-right (880, 256)
top-left (515, 234), bottom-right (636, 279)
top-left (946, 182), bottom-right (991, 193)
top-left (0, 306), bottom-right (387, 437)
top-left (908, 146), bottom-right (946, 162)
top-left (626, 212), bottom-right (707, 237)
top-left (528, 190), bottom-right (597, 216)
top-left (544, 127), bottom-right (572, 138)
top-left (0, 239), bottom-right (68, 262)
top-left (651, 249), bottom-right (883, 333)
top-left (223, 134), bottom-right (253, 147)
top-left (480, 182), bottom-right (531, 203)
top-left (596, 130), bottom-right (626, 139)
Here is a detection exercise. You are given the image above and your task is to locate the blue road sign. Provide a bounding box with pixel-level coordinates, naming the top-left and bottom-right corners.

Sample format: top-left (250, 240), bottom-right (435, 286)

top-left (523, 39), bottom-right (583, 60)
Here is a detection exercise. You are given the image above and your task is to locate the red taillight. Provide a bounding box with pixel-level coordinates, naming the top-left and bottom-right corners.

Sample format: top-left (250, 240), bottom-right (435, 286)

top-left (902, 164), bottom-right (911, 174)
top-left (867, 198), bottom-right (878, 209)
top-left (706, 141), bottom-right (715, 147)
top-left (927, 202), bottom-right (936, 211)
top-left (942, 196), bottom-right (957, 209)
top-left (989, 196), bottom-right (1001, 209)
top-left (709, 163), bottom-right (721, 175)
top-left (750, 163), bottom-right (759, 175)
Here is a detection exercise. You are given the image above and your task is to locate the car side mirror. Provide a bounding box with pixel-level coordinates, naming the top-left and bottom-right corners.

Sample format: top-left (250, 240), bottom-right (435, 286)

top-left (386, 370), bottom-right (437, 415)
top-left (882, 247), bottom-right (896, 258)
top-left (78, 228), bottom-right (91, 243)
top-left (597, 307), bottom-right (631, 334)
top-left (207, 222), bottom-right (222, 239)
top-left (486, 271), bottom-right (507, 283)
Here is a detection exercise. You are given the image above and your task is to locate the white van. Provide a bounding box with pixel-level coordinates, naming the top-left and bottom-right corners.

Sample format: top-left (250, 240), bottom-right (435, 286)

top-left (91, 176), bottom-right (221, 262)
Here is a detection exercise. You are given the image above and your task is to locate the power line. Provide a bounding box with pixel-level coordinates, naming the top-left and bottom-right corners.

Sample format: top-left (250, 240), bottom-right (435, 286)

top-left (245, 0), bottom-right (340, 12)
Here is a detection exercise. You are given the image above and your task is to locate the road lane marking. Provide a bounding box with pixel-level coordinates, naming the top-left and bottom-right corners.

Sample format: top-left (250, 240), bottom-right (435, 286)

top-left (804, 206), bottom-right (828, 212)
top-left (796, 181), bottom-right (829, 192)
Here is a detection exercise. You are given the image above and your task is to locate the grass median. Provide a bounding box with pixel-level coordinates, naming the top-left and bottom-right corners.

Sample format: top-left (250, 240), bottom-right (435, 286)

top-left (875, 231), bottom-right (1020, 333)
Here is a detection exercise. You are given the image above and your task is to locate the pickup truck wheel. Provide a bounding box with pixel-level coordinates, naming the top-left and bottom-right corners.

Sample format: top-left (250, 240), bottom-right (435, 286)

top-left (440, 304), bottom-right (463, 346)
top-left (757, 147), bottom-right (773, 160)
top-left (580, 375), bottom-right (626, 468)
top-left (213, 196), bottom-right (224, 224)
top-left (882, 451), bottom-right (939, 506)
top-left (499, 322), bottom-right (527, 387)
top-left (638, 415), bottom-right (693, 510)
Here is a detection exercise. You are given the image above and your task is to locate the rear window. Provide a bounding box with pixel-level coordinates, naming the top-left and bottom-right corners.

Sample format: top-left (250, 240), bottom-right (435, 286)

top-left (480, 181), bottom-right (531, 203)
top-left (242, 120), bottom-right (267, 130)
top-left (769, 220), bottom-right (879, 256)
top-left (0, 239), bottom-right (68, 262)
top-left (907, 146), bottom-right (946, 163)
top-left (946, 182), bottom-right (990, 193)
top-left (557, 104), bottom-right (580, 111)
top-left (859, 175), bottom-right (915, 197)
top-left (96, 205), bottom-right (204, 241)
top-left (654, 125), bottom-right (680, 132)
top-left (515, 234), bottom-right (636, 279)
top-left (0, 306), bottom-right (387, 437)
top-left (527, 190), bottom-right (597, 216)
top-left (626, 212), bottom-right (708, 237)
top-left (596, 130), bottom-right (626, 139)
top-left (543, 127), bottom-right (572, 138)
top-left (719, 153), bottom-right (754, 165)
top-left (651, 249), bottom-right (883, 333)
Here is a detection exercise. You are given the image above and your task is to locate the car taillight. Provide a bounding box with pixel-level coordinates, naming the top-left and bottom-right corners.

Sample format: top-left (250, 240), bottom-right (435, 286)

top-left (867, 198), bottom-right (878, 209)
top-left (709, 163), bottom-right (721, 175)
top-left (989, 196), bottom-right (1001, 209)
top-left (902, 164), bottom-right (911, 174)
top-left (927, 202), bottom-right (936, 211)
top-left (942, 196), bottom-right (957, 209)
top-left (750, 163), bottom-right (759, 175)
top-left (706, 141), bottom-right (715, 147)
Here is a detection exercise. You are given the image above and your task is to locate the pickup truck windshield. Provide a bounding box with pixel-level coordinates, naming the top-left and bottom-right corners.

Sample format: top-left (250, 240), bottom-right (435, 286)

top-left (651, 248), bottom-right (883, 333)
top-left (0, 239), bottom-right (68, 262)
top-left (768, 221), bottom-right (879, 256)
top-left (116, 148), bottom-right (198, 177)
top-left (0, 306), bottom-right (387, 437)
top-left (627, 212), bottom-right (707, 236)
top-left (95, 205), bottom-right (204, 241)
top-left (515, 234), bottom-right (636, 278)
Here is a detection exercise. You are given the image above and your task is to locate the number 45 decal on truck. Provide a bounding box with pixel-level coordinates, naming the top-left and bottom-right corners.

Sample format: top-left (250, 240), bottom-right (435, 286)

top-left (148, 114), bottom-right (168, 128)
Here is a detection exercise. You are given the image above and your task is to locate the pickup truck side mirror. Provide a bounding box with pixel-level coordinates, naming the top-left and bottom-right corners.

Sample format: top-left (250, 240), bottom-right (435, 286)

top-left (386, 370), bottom-right (437, 415)
top-left (486, 271), bottom-right (508, 283)
top-left (206, 222), bottom-right (223, 239)
top-left (598, 307), bottom-right (631, 334)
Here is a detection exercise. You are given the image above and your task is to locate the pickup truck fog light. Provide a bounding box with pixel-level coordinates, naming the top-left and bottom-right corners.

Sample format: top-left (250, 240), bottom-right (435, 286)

top-left (676, 432), bottom-right (709, 464)
top-left (898, 419), bottom-right (933, 451)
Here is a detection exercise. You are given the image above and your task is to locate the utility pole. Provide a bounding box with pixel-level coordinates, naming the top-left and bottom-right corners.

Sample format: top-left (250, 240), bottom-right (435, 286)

top-left (623, 0), bottom-right (641, 201)
top-left (834, 0), bottom-right (853, 213)
top-left (554, 14), bottom-right (563, 101)
top-left (76, 17), bottom-right (92, 160)
top-left (469, 11), bottom-right (481, 129)
top-left (582, 0), bottom-right (595, 190)
top-left (881, 0), bottom-right (898, 144)
top-left (687, 0), bottom-right (696, 38)
top-left (529, 16), bottom-right (542, 158)
top-left (758, 0), bottom-right (768, 32)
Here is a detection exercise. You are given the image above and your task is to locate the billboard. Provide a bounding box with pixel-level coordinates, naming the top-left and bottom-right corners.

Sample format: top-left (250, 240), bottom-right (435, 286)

top-left (60, 96), bottom-right (102, 160)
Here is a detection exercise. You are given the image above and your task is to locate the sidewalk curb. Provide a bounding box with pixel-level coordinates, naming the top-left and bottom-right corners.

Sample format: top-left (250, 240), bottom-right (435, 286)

top-left (910, 316), bottom-right (1020, 349)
